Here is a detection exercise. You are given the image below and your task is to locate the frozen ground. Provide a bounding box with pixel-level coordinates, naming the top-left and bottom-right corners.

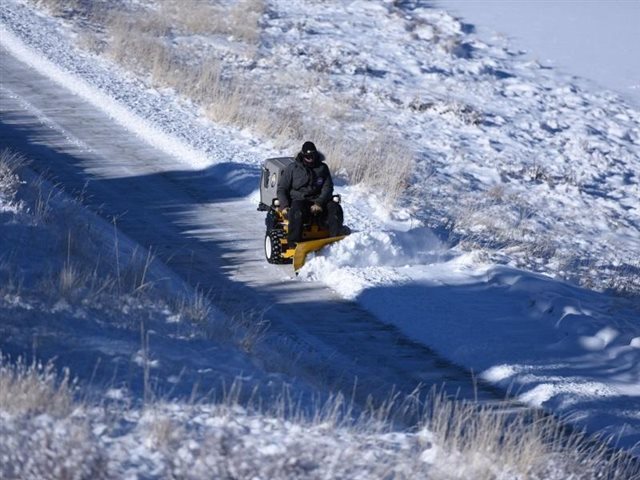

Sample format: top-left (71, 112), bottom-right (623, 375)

top-left (1, 0), bottom-right (640, 472)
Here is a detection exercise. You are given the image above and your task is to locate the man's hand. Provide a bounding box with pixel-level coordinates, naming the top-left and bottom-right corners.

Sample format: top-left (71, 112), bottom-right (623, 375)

top-left (310, 204), bottom-right (323, 215)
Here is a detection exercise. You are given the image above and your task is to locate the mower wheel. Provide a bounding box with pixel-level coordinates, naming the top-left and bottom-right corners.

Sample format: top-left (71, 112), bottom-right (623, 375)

top-left (265, 230), bottom-right (289, 264)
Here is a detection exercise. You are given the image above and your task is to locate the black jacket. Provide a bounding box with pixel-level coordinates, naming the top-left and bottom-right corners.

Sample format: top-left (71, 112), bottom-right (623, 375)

top-left (277, 152), bottom-right (334, 208)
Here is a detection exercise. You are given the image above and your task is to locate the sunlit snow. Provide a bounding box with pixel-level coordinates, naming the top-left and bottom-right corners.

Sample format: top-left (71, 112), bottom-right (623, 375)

top-left (1, 0), bottom-right (639, 474)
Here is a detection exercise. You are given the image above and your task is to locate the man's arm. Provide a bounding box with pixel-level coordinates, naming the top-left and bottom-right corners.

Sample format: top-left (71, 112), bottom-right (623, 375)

top-left (316, 165), bottom-right (334, 205)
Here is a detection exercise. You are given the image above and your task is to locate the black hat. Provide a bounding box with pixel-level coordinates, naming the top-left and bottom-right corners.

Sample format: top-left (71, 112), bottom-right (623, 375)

top-left (301, 141), bottom-right (317, 154)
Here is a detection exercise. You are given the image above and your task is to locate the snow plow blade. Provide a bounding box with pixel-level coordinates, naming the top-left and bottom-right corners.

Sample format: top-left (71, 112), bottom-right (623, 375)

top-left (293, 235), bottom-right (347, 271)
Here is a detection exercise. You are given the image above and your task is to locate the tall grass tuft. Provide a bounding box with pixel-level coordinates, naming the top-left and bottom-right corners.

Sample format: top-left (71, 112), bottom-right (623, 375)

top-left (0, 355), bottom-right (74, 417)
top-left (0, 149), bottom-right (25, 203)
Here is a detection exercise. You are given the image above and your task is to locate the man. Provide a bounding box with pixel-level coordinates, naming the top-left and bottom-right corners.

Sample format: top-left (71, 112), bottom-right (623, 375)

top-left (277, 141), bottom-right (343, 246)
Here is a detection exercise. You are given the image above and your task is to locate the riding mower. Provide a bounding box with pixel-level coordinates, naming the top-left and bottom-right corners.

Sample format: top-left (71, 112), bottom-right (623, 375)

top-left (257, 157), bottom-right (349, 271)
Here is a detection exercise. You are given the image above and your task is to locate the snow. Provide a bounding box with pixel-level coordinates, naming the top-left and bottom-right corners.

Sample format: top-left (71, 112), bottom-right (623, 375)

top-left (0, 26), bottom-right (212, 170)
top-left (435, 0), bottom-right (640, 108)
top-left (1, 0), bottom-right (640, 474)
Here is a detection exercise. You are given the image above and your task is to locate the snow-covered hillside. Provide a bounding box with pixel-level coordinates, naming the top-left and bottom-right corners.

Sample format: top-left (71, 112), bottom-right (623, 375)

top-left (435, 0), bottom-right (640, 108)
top-left (1, 0), bottom-right (640, 477)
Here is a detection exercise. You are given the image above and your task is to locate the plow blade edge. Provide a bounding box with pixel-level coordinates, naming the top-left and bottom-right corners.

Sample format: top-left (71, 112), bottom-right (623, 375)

top-left (293, 235), bottom-right (347, 271)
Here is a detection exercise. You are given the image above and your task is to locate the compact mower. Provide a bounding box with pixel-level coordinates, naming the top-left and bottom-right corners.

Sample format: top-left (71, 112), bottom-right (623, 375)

top-left (257, 157), bottom-right (349, 271)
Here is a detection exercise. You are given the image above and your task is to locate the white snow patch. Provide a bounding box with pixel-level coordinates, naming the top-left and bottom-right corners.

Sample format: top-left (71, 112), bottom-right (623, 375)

top-left (0, 26), bottom-right (211, 170)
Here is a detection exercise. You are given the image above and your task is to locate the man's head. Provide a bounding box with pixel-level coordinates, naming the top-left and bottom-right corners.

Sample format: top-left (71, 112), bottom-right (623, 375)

top-left (301, 141), bottom-right (317, 164)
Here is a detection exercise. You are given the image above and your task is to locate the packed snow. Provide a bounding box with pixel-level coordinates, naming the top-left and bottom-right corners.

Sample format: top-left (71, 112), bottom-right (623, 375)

top-left (1, 0), bottom-right (640, 476)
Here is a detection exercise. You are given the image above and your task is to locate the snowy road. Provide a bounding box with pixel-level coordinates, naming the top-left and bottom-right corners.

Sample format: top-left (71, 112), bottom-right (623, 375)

top-left (0, 46), bottom-right (500, 407)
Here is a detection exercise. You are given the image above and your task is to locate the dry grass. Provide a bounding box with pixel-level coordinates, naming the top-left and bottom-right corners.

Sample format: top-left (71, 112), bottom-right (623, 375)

top-left (31, 0), bottom-right (83, 17)
top-left (31, 223), bottom-right (160, 304)
top-left (0, 149), bottom-right (26, 203)
top-left (0, 353), bottom-right (637, 479)
top-left (28, 173), bottom-right (59, 223)
top-left (0, 356), bottom-right (74, 417)
top-left (329, 134), bottom-right (414, 204)
top-left (226, 0), bottom-right (265, 43)
top-left (423, 392), bottom-right (633, 479)
top-left (0, 356), bottom-right (108, 479)
top-left (177, 287), bottom-right (213, 324)
top-left (127, 385), bottom-right (640, 479)
top-left (0, 255), bottom-right (24, 298)
top-left (56, 261), bottom-right (85, 298)
top-left (36, 260), bottom-right (116, 305)
top-left (158, 0), bottom-right (264, 42)
top-left (25, 0), bottom-right (416, 207)
top-left (105, 11), bottom-right (174, 84)
top-left (158, 0), bottom-right (223, 36)
top-left (60, 0), bottom-right (414, 206)
top-left (181, 57), bottom-right (222, 103)
top-left (231, 310), bottom-right (271, 354)
top-left (0, 417), bottom-right (108, 480)
top-left (0, 148), bottom-right (243, 359)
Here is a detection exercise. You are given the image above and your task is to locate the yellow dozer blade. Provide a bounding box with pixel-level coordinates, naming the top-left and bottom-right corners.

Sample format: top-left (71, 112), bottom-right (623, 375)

top-left (293, 235), bottom-right (347, 271)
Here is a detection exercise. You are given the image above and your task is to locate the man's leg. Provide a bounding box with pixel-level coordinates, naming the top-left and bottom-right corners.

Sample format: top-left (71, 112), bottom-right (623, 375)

top-left (287, 200), bottom-right (309, 245)
top-left (325, 200), bottom-right (344, 237)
